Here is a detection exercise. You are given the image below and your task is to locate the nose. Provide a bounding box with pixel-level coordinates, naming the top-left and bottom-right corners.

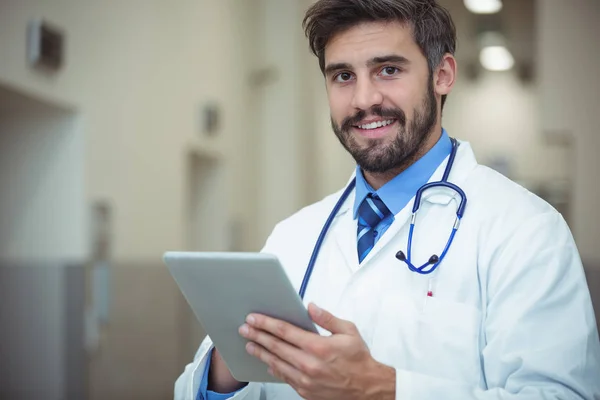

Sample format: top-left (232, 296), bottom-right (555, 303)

top-left (350, 77), bottom-right (383, 111)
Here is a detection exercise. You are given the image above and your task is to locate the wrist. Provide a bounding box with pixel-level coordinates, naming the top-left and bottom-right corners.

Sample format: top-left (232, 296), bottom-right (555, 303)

top-left (366, 361), bottom-right (396, 400)
top-left (207, 348), bottom-right (247, 393)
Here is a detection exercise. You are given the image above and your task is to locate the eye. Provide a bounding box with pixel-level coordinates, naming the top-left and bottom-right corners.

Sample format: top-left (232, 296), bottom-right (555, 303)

top-left (334, 72), bottom-right (354, 83)
top-left (380, 66), bottom-right (400, 77)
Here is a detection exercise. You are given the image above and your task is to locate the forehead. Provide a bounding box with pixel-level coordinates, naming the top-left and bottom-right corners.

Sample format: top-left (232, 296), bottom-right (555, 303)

top-left (324, 21), bottom-right (422, 65)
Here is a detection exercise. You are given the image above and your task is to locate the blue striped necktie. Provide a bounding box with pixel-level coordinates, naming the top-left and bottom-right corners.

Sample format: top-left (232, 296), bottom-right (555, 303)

top-left (357, 194), bottom-right (391, 263)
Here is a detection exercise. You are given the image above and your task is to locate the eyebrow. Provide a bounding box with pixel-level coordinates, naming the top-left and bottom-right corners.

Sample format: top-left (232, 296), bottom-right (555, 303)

top-left (367, 55), bottom-right (410, 67)
top-left (324, 62), bottom-right (352, 77)
top-left (324, 54), bottom-right (410, 76)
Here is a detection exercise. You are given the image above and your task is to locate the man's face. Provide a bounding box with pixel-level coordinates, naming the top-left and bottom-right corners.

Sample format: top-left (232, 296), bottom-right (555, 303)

top-left (324, 21), bottom-right (438, 174)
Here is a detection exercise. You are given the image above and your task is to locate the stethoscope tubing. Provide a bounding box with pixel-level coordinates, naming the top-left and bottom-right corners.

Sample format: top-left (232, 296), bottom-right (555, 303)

top-left (299, 138), bottom-right (465, 299)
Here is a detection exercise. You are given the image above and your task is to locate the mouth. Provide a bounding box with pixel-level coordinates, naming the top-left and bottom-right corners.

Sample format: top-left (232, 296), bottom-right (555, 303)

top-left (352, 118), bottom-right (397, 139)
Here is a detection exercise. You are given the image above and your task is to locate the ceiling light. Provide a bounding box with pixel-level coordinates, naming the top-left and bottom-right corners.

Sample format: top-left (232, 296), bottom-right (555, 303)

top-left (464, 0), bottom-right (503, 14)
top-left (479, 46), bottom-right (514, 71)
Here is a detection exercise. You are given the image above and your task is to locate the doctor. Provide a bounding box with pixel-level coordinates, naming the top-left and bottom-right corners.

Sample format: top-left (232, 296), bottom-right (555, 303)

top-left (176, 0), bottom-right (600, 399)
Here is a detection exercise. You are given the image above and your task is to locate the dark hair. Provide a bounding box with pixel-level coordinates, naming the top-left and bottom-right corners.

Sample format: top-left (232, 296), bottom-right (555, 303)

top-left (303, 0), bottom-right (456, 108)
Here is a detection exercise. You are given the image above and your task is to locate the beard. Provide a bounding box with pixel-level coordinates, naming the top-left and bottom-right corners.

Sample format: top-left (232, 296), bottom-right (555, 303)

top-left (331, 79), bottom-right (438, 174)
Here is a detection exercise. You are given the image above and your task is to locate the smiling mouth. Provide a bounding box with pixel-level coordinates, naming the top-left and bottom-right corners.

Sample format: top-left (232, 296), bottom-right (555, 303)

top-left (353, 119), bottom-right (396, 130)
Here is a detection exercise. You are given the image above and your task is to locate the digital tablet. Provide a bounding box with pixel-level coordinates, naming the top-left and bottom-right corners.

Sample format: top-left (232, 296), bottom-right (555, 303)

top-left (163, 251), bottom-right (319, 383)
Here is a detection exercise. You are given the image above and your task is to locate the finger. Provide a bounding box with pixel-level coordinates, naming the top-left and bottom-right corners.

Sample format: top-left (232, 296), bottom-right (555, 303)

top-left (308, 303), bottom-right (357, 335)
top-left (245, 313), bottom-right (319, 350)
top-left (246, 342), bottom-right (306, 387)
top-left (239, 324), bottom-right (319, 372)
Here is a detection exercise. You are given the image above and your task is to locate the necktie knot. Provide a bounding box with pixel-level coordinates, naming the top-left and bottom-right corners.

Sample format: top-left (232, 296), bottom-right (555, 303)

top-left (356, 194), bottom-right (391, 263)
top-left (357, 194), bottom-right (391, 229)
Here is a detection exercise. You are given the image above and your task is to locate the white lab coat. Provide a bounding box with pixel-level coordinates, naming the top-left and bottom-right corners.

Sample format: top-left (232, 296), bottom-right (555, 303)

top-left (175, 141), bottom-right (600, 400)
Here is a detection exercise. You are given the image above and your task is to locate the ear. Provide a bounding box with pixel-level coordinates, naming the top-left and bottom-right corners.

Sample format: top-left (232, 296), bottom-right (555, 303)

top-left (434, 53), bottom-right (457, 97)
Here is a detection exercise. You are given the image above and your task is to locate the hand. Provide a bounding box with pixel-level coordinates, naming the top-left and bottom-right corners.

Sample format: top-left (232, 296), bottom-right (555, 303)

top-left (239, 303), bottom-right (395, 400)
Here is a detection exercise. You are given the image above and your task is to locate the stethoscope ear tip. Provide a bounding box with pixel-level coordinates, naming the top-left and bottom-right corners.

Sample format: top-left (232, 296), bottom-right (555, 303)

top-left (395, 251), bottom-right (407, 262)
top-left (428, 255), bottom-right (439, 264)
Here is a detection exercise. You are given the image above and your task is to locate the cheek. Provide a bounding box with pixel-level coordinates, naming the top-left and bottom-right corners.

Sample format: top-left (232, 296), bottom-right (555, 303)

top-left (382, 82), bottom-right (422, 117)
top-left (327, 87), bottom-right (352, 121)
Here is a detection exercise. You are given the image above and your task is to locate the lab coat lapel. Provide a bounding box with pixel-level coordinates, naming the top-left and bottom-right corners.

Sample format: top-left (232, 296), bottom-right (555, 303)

top-left (323, 174), bottom-right (361, 273)
top-left (332, 202), bottom-right (360, 273)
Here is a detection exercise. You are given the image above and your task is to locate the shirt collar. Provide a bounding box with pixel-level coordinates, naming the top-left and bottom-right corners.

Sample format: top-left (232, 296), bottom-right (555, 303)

top-left (353, 129), bottom-right (453, 218)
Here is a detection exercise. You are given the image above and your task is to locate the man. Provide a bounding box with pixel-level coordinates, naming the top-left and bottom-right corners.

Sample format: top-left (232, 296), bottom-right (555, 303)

top-left (175, 0), bottom-right (600, 399)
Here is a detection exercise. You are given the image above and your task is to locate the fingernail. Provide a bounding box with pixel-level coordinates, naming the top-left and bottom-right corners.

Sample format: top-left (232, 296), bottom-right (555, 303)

top-left (246, 315), bottom-right (256, 325)
top-left (267, 367), bottom-right (274, 376)
top-left (246, 342), bottom-right (255, 354)
top-left (239, 324), bottom-right (249, 336)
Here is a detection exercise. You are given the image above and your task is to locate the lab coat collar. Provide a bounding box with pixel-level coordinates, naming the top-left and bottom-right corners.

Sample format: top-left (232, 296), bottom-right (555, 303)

top-left (331, 140), bottom-right (478, 268)
top-left (418, 139), bottom-right (478, 206)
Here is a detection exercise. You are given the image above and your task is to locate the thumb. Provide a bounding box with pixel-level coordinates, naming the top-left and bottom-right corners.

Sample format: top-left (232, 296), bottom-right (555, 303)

top-left (308, 303), bottom-right (357, 335)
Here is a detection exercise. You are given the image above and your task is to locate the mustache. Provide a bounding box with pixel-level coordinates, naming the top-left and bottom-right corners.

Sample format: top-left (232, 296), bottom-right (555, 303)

top-left (340, 106), bottom-right (407, 132)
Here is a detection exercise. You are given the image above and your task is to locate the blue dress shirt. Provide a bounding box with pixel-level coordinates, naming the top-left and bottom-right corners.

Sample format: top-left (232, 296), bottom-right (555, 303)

top-left (353, 129), bottom-right (452, 245)
top-left (198, 129), bottom-right (452, 399)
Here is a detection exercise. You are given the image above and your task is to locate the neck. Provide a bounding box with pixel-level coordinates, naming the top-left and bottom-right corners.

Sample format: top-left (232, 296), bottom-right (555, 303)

top-left (362, 125), bottom-right (443, 190)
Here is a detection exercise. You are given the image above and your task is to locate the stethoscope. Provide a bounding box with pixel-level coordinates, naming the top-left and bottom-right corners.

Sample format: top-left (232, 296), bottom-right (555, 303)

top-left (299, 137), bottom-right (467, 299)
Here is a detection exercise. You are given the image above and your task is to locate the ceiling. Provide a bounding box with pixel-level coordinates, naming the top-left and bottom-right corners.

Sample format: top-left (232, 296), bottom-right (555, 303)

top-left (438, 0), bottom-right (536, 80)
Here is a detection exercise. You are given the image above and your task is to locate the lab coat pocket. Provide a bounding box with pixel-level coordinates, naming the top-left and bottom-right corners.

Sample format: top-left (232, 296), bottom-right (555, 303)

top-left (418, 297), bottom-right (482, 383)
top-left (420, 296), bottom-right (480, 337)
top-left (371, 294), bottom-right (482, 385)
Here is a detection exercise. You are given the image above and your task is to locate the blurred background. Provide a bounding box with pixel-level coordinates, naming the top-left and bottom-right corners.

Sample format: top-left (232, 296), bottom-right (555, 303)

top-left (0, 0), bottom-right (598, 398)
